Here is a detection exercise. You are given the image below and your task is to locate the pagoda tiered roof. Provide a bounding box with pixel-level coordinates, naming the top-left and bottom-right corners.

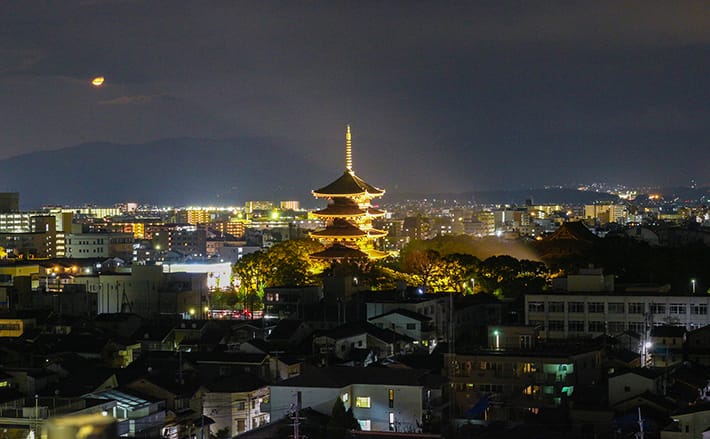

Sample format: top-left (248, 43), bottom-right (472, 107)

top-left (309, 125), bottom-right (389, 260)
top-left (366, 207), bottom-right (385, 217)
top-left (310, 243), bottom-right (369, 260)
top-left (311, 218), bottom-right (368, 239)
top-left (312, 198), bottom-right (366, 218)
top-left (366, 228), bottom-right (387, 238)
top-left (312, 171), bottom-right (384, 198)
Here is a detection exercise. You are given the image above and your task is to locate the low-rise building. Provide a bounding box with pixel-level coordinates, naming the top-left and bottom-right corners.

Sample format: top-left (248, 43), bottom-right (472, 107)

top-left (444, 344), bottom-right (603, 421)
top-left (270, 367), bottom-right (429, 433)
top-left (525, 291), bottom-right (710, 339)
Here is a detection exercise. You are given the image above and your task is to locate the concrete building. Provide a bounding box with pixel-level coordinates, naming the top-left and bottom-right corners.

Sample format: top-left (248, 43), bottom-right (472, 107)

top-left (445, 344), bottom-right (602, 421)
top-left (270, 367), bottom-right (428, 433)
top-left (203, 375), bottom-right (270, 436)
top-left (65, 233), bottom-right (110, 258)
top-left (0, 192), bottom-right (19, 213)
top-left (365, 294), bottom-right (449, 342)
top-left (525, 292), bottom-right (710, 339)
top-left (584, 203), bottom-right (628, 225)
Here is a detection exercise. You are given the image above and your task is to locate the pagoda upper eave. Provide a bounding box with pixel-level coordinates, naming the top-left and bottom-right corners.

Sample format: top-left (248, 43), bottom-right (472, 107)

top-left (312, 171), bottom-right (384, 198)
top-left (310, 228), bottom-right (368, 238)
top-left (367, 228), bottom-right (387, 238)
top-left (312, 205), bottom-right (367, 218)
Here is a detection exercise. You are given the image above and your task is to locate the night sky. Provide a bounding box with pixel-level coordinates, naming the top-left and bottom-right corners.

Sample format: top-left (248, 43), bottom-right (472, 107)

top-left (1, 1), bottom-right (708, 194)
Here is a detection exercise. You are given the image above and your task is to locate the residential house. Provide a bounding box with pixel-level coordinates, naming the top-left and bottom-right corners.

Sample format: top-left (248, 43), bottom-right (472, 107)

top-left (202, 373), bottom-right (270, 436)
top-left (368, 309), bottom-right (437, 352)
top-left (651, 326), bottom-right (686, 367)
top-left (270, 367), bottom-right (430, 432)
top-left (312, 322), bottom-right (412, 365)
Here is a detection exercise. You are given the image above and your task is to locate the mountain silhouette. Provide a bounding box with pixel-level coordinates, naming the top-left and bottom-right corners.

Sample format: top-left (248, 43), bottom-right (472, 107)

top-left (0, 137), bottom-right (329, 208)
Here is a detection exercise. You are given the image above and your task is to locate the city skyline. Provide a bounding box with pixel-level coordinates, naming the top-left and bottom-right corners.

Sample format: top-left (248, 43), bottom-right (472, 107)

top-left (1, 1), bottom-right (709, 197)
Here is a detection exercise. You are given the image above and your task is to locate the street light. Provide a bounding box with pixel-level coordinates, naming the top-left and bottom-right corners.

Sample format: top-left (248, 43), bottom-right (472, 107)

top-left (691, 279), bottom-right (697, 294)
top-left (493, 330), bottom-right (500, 350)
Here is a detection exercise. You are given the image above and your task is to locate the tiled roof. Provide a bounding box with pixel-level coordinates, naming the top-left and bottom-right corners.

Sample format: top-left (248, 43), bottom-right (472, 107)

top-left (651, 325), bottom-right (686, 338)
top-left (267, 319), bottom-right (306, 341)
top-left (369, 308), bottom-right (431, 322)
top-left (310, 219), bottom-right (368, 238)
top-left (313, 171), bottom-right (384, 197)
top-left (310, 244), bottom-right (369, 260)
top-left (274, 366), bottom-right (427, 388)
top-left (545, 221), bottom-right (596, 242)
top-left (312, 199), bottom-right (366, 217)
top-left (315, 322), bottom-right (411, 343)
top-left (204, 373), bottom-right (267, 393)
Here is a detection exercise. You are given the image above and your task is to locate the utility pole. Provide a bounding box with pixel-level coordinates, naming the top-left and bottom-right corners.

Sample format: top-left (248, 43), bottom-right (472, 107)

top-left (290, 391), bottom-right (304, 439)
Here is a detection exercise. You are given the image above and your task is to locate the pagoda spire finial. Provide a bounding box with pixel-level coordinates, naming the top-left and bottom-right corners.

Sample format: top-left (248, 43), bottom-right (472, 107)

top-left (345, 124), bottom-right (353, 173)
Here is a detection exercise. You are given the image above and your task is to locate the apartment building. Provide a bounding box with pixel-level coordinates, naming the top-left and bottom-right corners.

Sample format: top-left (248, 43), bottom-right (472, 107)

top-left (444, 344), bottom-right (602, 421)
top-left (525, 292), bottom-right (710, 339)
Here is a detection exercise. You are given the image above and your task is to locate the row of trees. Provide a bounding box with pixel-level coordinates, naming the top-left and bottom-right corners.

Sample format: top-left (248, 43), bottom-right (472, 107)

top-left (396, 239), bottom-right (551, 297)
top-left (221, 237), bottom-right (553, 310)
top-left (218, 229), bottom-right (710, 310)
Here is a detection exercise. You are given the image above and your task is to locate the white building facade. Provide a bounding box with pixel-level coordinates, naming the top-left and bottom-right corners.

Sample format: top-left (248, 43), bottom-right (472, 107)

top-left (525, 293), bottom-right (710, 338)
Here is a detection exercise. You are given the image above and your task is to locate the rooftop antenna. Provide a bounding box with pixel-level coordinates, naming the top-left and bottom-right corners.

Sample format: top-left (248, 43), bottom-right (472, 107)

top-left (345, 124), bottom-right (353, 173)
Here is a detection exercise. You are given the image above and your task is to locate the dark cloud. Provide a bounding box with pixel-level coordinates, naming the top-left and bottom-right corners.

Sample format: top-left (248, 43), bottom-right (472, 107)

top-left (0, 1), bottom-right (708, 193)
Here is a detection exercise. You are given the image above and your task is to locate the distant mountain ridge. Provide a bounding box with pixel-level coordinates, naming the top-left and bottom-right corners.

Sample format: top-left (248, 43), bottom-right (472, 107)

top-left (0, 137), bottom-right (329, 208)
top-left (1, 137), bottom-right (705, 209)
top-left (385, 188), bottom-right (620, 205)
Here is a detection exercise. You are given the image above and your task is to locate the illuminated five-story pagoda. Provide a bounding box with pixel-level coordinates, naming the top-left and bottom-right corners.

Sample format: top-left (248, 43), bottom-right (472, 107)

top-left (310, 125), bottom-right (389, 260)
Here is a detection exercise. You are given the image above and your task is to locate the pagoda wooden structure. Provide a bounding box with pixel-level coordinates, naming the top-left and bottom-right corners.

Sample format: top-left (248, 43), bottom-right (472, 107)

top-left (310, 126), bottom-right (388, 260)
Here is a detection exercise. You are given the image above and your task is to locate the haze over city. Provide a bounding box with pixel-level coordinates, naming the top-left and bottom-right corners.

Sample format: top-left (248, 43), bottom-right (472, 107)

top-left (1, 1), bottom-right (709, 203)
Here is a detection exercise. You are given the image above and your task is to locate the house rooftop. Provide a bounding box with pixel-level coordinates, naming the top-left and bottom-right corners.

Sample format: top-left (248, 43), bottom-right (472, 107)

top-left (274, 366), bottom-right (428, 388)
top-left (369, 308), bottom-right (431, 322)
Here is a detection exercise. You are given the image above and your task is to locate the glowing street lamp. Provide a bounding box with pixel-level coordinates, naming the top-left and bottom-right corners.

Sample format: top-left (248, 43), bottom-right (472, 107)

top-left (691, 279), bottom-right (697, 294)
top-left (493, 329), bottom-right (500, 350)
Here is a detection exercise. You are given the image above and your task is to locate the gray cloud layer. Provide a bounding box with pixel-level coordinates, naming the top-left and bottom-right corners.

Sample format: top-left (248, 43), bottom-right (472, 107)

top-left (0, 1), bottom-right (708, 192)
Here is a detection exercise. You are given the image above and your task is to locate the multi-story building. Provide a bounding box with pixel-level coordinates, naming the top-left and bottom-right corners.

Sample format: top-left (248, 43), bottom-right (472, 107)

top-left (494, 208), bottom-right (530, 234)
top-left (177, 209), bottom-right (212, 225)
top-left (150, 224), bottom-right (207, 257)
top-left (203, 377), bottom-right (270, 436)
top-left (63, 231), bottom-right (133, 260)
top-left (270, 367), bottom-right (429, 432)
top-left (0, 232), bottom-right (55, 258)
top-left (65, 233), bottom-right (110, 258)
top-left (244, 201), bottom-right (273, 214)
top-left (279, 200), bottom-right (300, 211)
top-left (445, 330), bottom-right (603, 421)
top-left (584, 203), bottom-right (627, 225)
top-left (525, 292), bottom-right (710, 339)
top-left (0, 212), bottom-right (32, 233)
top-left (0, 192), bottom-right (19, 213)
top-left (402, 216), bottom-right (430, 242)
top-left (208, 220), bottom-right (246, 239)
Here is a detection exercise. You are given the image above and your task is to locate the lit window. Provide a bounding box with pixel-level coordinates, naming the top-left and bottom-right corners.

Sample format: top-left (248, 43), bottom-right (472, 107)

top-left (388, 389), bottom-right (394, 408)
top-left (341, 393), bottom-right (349, 403)
top-left (355, 397), bottom-right (371, 408)
top-left (358, 420), bottom-right (371, 431)
top-left (389, 412), bottom-right (395, 430)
